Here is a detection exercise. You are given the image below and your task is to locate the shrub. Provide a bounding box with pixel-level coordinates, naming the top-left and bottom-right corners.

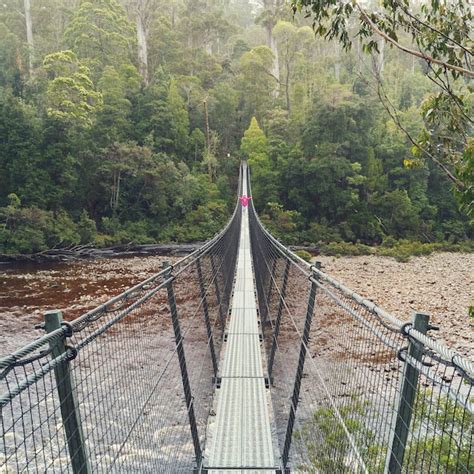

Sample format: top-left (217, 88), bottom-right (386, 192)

top-left (318, 239), bottom-right (473, 262)
top-left (304, 221), bottom-right (342, 244)
top-left (295, 249), bottom-right (312, 262)
top-left (319, 242), bottom-right (374, 257)
top-left (77, 210), bottom-right (97, 244)
top-left (173, 200), bottom-right (229, 242)
top-left (381, 236), bottom-right (397, 248)
top-left (0, 204), bottom-right (81, 253)
top-left (296, 398), bottom-right (383, 472)
top-left (45, 211), bottom-right (80, 248)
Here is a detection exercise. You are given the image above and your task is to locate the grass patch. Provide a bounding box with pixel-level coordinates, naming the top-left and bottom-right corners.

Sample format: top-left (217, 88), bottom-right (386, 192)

top-left (318, 240), bottom-right (474, 262)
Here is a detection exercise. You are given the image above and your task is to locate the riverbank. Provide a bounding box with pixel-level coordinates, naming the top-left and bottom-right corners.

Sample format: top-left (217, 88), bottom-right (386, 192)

top-left (316, 252), bottom-right (473, 359)
top-left (1, 252), bottom-right (472, 359)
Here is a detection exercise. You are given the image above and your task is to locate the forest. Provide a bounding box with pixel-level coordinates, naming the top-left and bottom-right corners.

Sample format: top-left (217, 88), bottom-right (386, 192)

top-left (0, 0), bottom-right (472, 255)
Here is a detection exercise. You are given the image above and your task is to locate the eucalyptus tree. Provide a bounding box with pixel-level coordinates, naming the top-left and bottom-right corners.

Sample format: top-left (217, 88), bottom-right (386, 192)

top-left (123, 0), bottom-right (166, 85)
top-left (23, 0), bottom-right (34, 76)
top-left (273, 20), bottom-right (313, 111)
top-left (64, 0), bottom-right (136, 79)
top-left (292, 0), bottom-right (474, 216)
top-left (0, 0), bottom-right (34, 78)
top-left (256, 0), bottom-right (288, 84)
top-left (238, 45), bottom-right (277, 123)
top-left (43, 50), bottom-right (102, 126)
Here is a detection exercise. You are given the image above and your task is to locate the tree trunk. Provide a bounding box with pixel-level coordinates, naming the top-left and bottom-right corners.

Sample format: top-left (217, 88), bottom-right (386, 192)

top-left (356, 40), bottom-right (362, 74)
top-left (268, 28), bottom-right (280, 83)
top-left (334, 43), bottom-right (341, 82)
top-left (136, 4), bottom-right (149, 85)
top-left (23, 0), bottom-right (34, 77)
top-left (263, 0), bottom-right (280, 95)
top-left (115, 170), bottom-right (121, 211)
top-left (378, 38), bottom-right (385, 73)
top-left (203, 99), bottom-right (211, 154)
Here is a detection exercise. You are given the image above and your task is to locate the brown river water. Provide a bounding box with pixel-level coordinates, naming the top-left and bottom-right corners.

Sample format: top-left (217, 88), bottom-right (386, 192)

top-left (0, 256), bottom-right (171, 354)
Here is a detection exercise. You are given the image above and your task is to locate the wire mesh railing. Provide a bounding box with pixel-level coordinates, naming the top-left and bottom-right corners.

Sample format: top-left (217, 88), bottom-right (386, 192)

top-left (2, 160), bottom-right (472, 473)
top-left (1, 169), bottom-right (242, 473)
top-left (248, 168), bottom-right (473, 473)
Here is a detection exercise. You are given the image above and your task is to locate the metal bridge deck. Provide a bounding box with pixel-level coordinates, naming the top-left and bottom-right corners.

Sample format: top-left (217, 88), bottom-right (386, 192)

top-left (206, 169), bottom-right (276, 473)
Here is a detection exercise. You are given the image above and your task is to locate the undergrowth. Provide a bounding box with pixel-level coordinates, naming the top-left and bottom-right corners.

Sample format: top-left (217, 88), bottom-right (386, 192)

top-left (317, 240), bottom-right (474, 262)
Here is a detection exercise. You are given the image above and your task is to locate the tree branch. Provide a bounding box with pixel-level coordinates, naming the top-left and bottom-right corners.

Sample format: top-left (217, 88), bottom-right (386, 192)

top-left (373, 72), bottom-right (464, 189)
top-left (255, 62), bottom-right (283, 84)
top-left (394, 0), bottom-right (473, 57)
top-left (355, 2), bottom-right (474, 79)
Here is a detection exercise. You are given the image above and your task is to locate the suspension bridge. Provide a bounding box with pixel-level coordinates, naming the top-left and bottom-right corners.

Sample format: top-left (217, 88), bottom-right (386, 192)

top-left (1, 162), bottom-right (472, 473)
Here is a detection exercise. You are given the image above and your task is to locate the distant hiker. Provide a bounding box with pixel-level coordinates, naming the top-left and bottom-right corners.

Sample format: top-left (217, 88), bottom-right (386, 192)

top-left (239, 195), bottom-right (252, 207)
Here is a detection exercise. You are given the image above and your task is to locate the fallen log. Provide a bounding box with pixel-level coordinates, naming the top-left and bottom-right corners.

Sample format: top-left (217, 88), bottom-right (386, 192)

top-left (0, 243), bottom-right (202, 264)
top-left (289, 245), bottom-right (320, 254)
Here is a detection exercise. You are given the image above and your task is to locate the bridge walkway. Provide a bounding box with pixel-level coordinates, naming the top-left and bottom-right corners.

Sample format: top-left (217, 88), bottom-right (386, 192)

top-left (206, 164), bottom-right (277, 472)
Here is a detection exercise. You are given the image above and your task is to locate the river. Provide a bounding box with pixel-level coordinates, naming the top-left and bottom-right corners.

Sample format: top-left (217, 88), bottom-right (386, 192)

top-left (0, 256), bottom-right (171, 354)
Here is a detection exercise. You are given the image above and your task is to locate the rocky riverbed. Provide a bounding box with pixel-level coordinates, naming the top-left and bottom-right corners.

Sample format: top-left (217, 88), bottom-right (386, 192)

top-left (1, 252), bottom-right (472, 358)
top-left (1, 251), bottom-right (472, 472)
top-left (316, 252), bottom-right (473, 359)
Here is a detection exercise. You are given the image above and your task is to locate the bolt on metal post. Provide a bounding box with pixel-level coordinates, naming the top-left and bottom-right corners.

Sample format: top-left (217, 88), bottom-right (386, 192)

top-left (44, 310), bottom-right (91, 474)
top-left (385, 312), bottom-right (430, 474)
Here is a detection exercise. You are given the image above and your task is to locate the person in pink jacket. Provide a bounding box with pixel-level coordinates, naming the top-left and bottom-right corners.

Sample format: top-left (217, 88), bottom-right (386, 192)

top-left (239, 195), bottom-right (252, 207)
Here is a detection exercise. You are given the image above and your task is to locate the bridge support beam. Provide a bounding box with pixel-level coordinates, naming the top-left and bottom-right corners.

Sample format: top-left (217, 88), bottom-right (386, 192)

top-left (263, 257), bottom-right (278, 324)
top-left (196, 259), bottom-right (219, 378)
top-left (266, 258), bottom-right (277, 305)
top-left (44, 310), bottom-right (91, 474)
top-left (385, 312), bottom-right (429, 473)
top-left (162, 262), bottom-right (203, 470)
top-left (210, 254), bottom-right (226, 333)
top-left (281, 263), bottom-right (320, 471)
top-left (267, 259), bottom-right (291, 383)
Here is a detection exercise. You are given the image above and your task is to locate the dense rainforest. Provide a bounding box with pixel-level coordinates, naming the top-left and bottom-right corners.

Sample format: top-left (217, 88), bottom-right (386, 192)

top-left (0, 0), bottom-right (472, 255)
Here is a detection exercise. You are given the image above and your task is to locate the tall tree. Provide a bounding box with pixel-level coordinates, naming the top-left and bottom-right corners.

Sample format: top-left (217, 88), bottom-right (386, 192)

top-left (273, 20), bottom-right (313, 111)
top-left (65, 0), bottom-right (135, 78)
top-left (238, 46), bottom-right (276, 123)
top-left (23, 0), bottom-right (34, 77)
top-left (43, 50), bottom-right (103, 127)
top-left (292, 0), bottom-right (474, 210)
top-left (257, 0), bottom-right (286, 84)
top-left (125, 0), bottom-right (159, 85)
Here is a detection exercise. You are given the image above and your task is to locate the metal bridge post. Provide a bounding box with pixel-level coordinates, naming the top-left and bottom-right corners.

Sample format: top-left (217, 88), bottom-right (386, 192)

top-left (196, 258), bottom-right (219, 378)
top-left (162, 262), bottom-right (203, 470)
top-left (267, 259), bottom-right (291, 383)
top-left (281, 263), bottom-right (319, 471)
top-left (210, 254), bottom-right (226, 332)
top-left (259, 256), bottom-right (276, 329)
top-left (44, 310), bottom-right (91, 474)
top-left (265, 258), bottom-right (278, 313)
top-left (385, 312), bottom-right (429, 474)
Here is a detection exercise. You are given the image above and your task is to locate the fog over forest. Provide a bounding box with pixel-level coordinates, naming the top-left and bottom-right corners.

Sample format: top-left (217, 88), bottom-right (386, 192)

top-left (0, 0), bottom-right (472, 256)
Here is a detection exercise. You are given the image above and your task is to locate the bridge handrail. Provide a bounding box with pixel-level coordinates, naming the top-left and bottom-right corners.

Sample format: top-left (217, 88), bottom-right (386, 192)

top-left (247, 167), bottom-right (474, 381)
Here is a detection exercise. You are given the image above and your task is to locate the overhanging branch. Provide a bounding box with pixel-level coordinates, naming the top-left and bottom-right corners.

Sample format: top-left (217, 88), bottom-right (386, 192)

top-left (355, 2), bottom-right (474, 79)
